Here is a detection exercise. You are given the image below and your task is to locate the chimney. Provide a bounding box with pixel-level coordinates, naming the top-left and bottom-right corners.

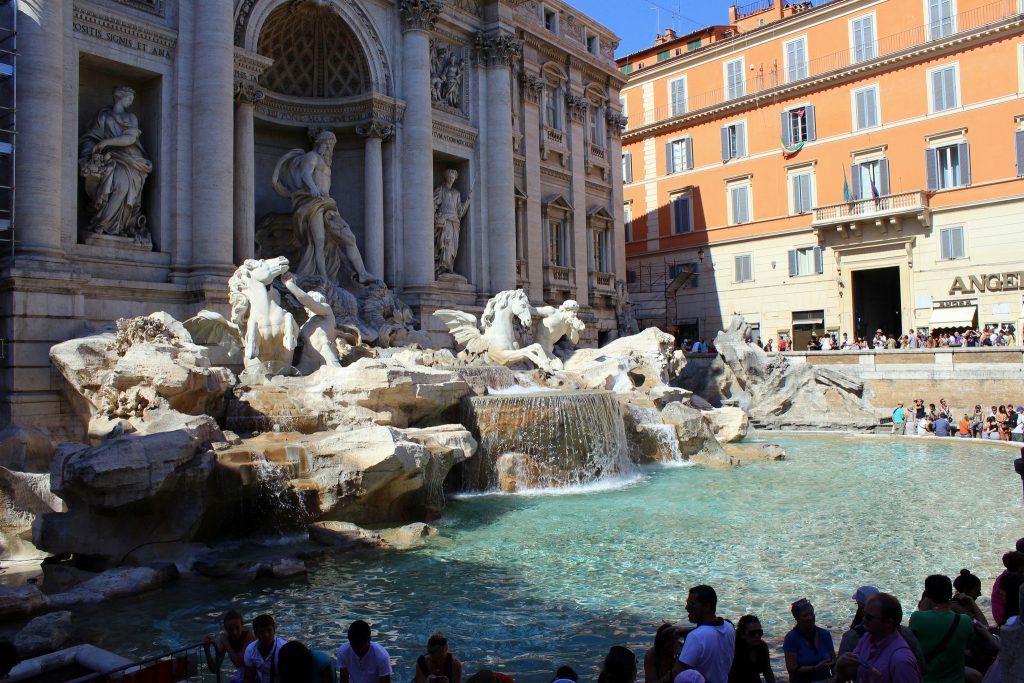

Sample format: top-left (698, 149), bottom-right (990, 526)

top-left (728, 5), bottom-right (738, 24)
top-left (655, 28), bottom-right (678, 45)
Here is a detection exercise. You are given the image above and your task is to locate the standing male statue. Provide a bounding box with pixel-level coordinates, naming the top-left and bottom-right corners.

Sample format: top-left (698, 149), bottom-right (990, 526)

top-left (78, 86), bottom-right (153, 241)
top-left (433, 168), bottom-right (472, 277)
top-left (271, 131), bottom-right (378, 286)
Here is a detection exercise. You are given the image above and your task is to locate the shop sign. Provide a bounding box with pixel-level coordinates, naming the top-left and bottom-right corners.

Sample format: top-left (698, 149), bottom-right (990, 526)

top-left (949, 272), bottom-right (1024, 295)
top-left (933, 298), bottom-right (978, 309)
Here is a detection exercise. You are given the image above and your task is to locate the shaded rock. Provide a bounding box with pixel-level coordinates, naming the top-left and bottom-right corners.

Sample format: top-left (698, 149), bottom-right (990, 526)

top-left (0, 467), bottom-right (62, 560)
top-left (41, 563), bottom-right (98, 594)
top-left (378, 523), bottom-right (438, 550)
top-left (622, 403), bottom-right (684, 464)
top-left (704, 407), bottom-right (749, 443)
top-left (0, 584), bottom-right (48, 621)
top-left (722, 443), bottom-right (787, 466)
top-left (660, 402), bottom-right (730, 466)
top-left (495, 452), bottom-right (560, 493)
top-left (192, 559), bottom-right (263, 581)
top-left (48, 567), bottom-right (166, 608)
top-left (268, 557), bottom-right (307, 578)
top-left (0, 425), bottom-right (56, 473)
top-left (14, 611), bottom-right (74, 658)
top-left (308, 521), bottom-right (387, 550)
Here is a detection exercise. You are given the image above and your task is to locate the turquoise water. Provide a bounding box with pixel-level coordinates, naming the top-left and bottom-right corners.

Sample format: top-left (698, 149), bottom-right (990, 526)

top-left (77, 435), bottom-right (1024, 681)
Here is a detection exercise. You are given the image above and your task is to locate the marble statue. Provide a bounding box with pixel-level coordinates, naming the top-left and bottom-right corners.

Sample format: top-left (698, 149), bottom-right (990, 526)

top-left (615, 279), bottom-right (640, 338)
top-left (531, 300), bottom-right (585, 355)
top-left (271, 131), bottom-right (378, 285)
top-left (433, 168), bottom-right (472, 277)
top-left (435, 289), bottom-right (559, 372)
top-left (282, 272), bottom-right (342, 374)
top-left (430, 45), bottom-right (464, 109)
top-left (78, 86), bottom-right (153, 242)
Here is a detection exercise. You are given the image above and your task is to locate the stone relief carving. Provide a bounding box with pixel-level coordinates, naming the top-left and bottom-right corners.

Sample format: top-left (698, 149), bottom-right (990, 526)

top-left (606, 110), bottom-right (628, 136)
top-left (355, 118), bottom-right (395, 141)
top-left (433, 168), bottom-right (472, 278)
top-left (78, 86), bottom-right (153, 244)
top-left (430, 43), bottom-right (465, 111)
top-left (564, 93), bottom-right (590, 124)
top-left (475, 30), bottom-right (523, 68)
top-left (615, 279), bottom-right (640, 338)
top-left (399, 0), bottom-right (442, 32)
top-left (520, 72), bottom-right (545, 104)
top-left (282, 272), bottom-right (343, 374)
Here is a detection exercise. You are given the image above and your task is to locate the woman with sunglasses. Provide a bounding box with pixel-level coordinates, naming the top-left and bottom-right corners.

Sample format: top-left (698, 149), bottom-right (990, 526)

top-left (783, 599), bottom-right (834, 683)
top-left (728, 615), bottom-right (775, 683)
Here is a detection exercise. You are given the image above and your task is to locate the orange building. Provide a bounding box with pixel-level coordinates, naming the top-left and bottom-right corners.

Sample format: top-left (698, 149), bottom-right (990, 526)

top-left (619, 0), bottom-right (1024, 349)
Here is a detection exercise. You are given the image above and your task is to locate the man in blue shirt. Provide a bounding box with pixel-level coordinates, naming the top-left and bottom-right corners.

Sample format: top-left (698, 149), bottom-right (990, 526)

top-left (933, 414), bottom-right (951, 437)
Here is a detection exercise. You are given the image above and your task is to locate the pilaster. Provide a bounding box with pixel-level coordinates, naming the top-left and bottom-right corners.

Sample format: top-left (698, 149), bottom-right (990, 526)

top-left (356, 119), bottom-right (395, 280)
top-left (567, 91), bottom-right (590, 306)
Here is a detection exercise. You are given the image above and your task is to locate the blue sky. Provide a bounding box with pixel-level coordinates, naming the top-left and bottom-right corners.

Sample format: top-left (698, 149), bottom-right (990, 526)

top-left (568, 0), bottom-right (742, 57)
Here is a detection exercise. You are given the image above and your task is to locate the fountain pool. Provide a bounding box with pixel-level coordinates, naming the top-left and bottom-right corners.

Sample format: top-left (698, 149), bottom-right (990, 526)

top-left (76, 435), bottom-right (1024, 680)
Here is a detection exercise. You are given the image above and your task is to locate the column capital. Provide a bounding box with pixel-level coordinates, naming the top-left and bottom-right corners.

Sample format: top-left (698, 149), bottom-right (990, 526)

top-left (475, 29), bottom-right (522, 68)
top-left (605, 110), bottom-right (628, 137)
top-left (519, 72), bottom-right (545, 104)
top-left (565, 93), bottom-right (590, 124)
top-left (399, 0), bottom-right (442, 33)
top-left (356, 118), bottom-right (395, 142)
top-left (234, 80), bottom-right (266, 104)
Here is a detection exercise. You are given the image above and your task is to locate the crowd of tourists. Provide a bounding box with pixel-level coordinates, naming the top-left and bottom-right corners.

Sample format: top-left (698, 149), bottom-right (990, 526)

top-left (890, 398), bottom-right (1024, 441)
top-left (794, 328), bottom-right (1017, 352)
top-left (203, 537), bottom-right (1024, 683)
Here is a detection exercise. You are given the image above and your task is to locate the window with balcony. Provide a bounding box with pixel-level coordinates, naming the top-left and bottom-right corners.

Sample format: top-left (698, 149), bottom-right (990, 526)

top-left (788, 246), bottom-right (823, 276)
top-left (622, 152), bottom-right (633, 183)
top-left (926, 142), bottom-right (971, 190)
top-left (852, 14), bottom-right (876, 63)
top-left (928, 0), bottom-right (955, 40)
top-left (785, 37), bottom-right (808, 82)
top-left (590, 105), bottom-right (604, 145)
top-left (782, 105), bottom-right (816, 145)
top-left (671, 191), bottom-right (693, 234)
top-left (669, 77), bottom-right (687, 116)
top-left (666, 138), bottom-right (693, 174)
top-left (930, 64), bottom-right (959, 112)
top-left (547, 219), bottom-right (570, 266)
top-left (591, 228), bottom-right (610, 273)
top-left (720, 121), bottom-right (747, 161)
top-left (939, 226), bottom-right (966, 260)
top-left (791, 172), bottom-right (814, 214)
top-left (725, 58), bottom-right (745, 99)
top-left (853, 85), bottom-right (879, 130)
top-left (729, 183), bottom-right (751, 225)
top-left (544, 84), bottom-right (560, 129)
top-left (851, 158), bottom-right (890, 200)
top-left (735, 254), bottom-right (753, 282)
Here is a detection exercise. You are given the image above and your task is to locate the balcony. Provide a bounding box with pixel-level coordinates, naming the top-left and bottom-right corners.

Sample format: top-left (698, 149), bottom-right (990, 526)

top-left (541, 125), bottom-right (568, 166)
top-left (812, 190), bottom-right (930, 235)
top-left (543, 264), bottom-right (576, 297)
top-left (585, 143), bottom-right (609, 179)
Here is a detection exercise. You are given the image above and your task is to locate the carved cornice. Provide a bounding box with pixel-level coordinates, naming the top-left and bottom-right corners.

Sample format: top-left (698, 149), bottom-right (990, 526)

top-left (234, 46), bottom-right (274, 84)
top-left (433, 118), bottom-right (479, 150)
top-left (519, 72), bottom-right (546, 104)
top-left (475, 29), bottom-right (523, 68)
top-left (356, 119), bottom-right (396, 141)
top-left (399, 0), bottom-right (442, 33)
top-left (112, 0), bottom-right (164, 16)
top-left (565, 93), bottom-right (590, 124)
top-left (255, 91), bottom-right (406, 129)
top-left (605, 110), bottom-right (628, 137)
top-left (72, 3), bottom-right (177, 61)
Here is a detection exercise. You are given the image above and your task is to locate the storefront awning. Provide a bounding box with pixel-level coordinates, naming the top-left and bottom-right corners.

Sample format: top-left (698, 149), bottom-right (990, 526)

top-left (928, 305), bottom-right (977, 328)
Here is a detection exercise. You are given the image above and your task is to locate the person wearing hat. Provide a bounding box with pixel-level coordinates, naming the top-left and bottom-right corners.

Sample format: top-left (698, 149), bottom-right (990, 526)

top-left (415, 632), bottom-right (462, 683)
top-left (838, 586), bottom-right (926, 671)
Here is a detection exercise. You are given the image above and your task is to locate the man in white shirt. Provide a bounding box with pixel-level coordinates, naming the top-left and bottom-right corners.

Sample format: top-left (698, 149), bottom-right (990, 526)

top-left (672, 585), bottom-right (735, 683)
top-left (243, 614), bottom-right (288, 683)
top-left (337, 620), bottom-right (392, 683)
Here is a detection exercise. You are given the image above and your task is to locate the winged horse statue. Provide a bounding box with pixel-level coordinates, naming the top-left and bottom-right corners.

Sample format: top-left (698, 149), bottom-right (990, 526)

top-left (434, 289), bottom-right (561, 372)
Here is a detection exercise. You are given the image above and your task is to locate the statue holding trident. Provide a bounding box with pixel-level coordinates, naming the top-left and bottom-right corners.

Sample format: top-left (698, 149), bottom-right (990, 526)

top-left (433, 168), bottom-right (472, 277)
top-left (271, 131), bottom-right (379, 286)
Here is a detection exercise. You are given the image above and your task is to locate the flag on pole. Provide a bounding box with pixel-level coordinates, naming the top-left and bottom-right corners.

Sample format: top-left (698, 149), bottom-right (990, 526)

top-left (842, 167), bottom-right (851, 203)
top-left (869, 164), bottom-right (880, 200)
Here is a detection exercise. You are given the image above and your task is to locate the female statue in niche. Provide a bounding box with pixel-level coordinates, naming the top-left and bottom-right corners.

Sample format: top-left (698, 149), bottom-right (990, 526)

top-left (78, 86), bottom-right (153, 242)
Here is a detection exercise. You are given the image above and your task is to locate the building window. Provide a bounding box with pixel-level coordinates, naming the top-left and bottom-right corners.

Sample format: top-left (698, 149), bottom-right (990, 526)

top-left (852, 14), bottom-right (876, 63)
top-left (851, 158), bottom-right (890, 199)
top-left (785, 37), bottom-right (809, 82)
top-left (670, 262), bottom-right (698, 289)
top-left (939, 226), bottom-right (966, 260)
top-left (544, 84), bottom-right (560, 129)
top-left (547, 219), bottom-right (569, 266)
top-left (1016, 129), bottom-right (1024, 177)
top-left (729, 183), bottom-right (751, 225)
top-left (619, 95), bottom-right (627, 119)
top-left (853, 86), bottom-right (879, 130)
top-left (590, 105), bottom-right (604, 145)
top-left (544, 7), bottom-right (558, 33)
top-left (687, 39), bottom-right (702, 51)
top-left (624, 203), bottom-right (633, 241)
top-left (735, 254), bottom-right (753, 282)
top-left (928, 0), bottom-right (955, 40)
top-left (592, 228), bottom-right (610, 272)
top-left (670, 192), bottom-right (693, 234)
top-left (788, 246), bottom-right (824, 276)
top-left (622, 152), bottom-right (633, 183)
top-left (627, 269), bottom-right (637, 284)
top-left (725, 58), bottom-right (745, 99)
top-left (930, 64), bottom-right (959, 112)
top-left (586, 33), bottom-right (599, 55)
top-left (782, 105), bottom-right (816, 145)
top-left (791, 172), bottom-right (814, 214)
top-left (666, 138), bottom-right (693, 174)
top-left (927, 142), bottom-right (971, 189)
top-left (657, 50), bottom-right (670, 62)
top-left (720, 122), bottom-right (747, 161)
top-left (669, 77), bottom-right (687, 117)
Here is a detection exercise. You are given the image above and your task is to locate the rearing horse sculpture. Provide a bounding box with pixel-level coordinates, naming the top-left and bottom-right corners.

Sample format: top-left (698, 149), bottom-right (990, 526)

top-left (434, 289), bottom-right (560, 372)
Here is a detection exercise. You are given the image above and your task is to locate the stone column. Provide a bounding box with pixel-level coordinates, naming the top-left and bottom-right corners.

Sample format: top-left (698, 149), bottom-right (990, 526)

top-left (356, 119), bottom-right (394, 280)
top-left (398, 0), bottom-right (441, 289)
top-left (567, 92), bottom-right (591, 306)
top-left (520, 72), bottom-right (545, 303)
top-left (233, 82), bottom-right (264, 265)
top-left (191, 0), bottom-right (235, 278)
top-left (477, 29), bottom-right (522, 295)
top-left (15, 0), bottom-right (64, 260)
top-left (607, 110), bottom-right (628, 279)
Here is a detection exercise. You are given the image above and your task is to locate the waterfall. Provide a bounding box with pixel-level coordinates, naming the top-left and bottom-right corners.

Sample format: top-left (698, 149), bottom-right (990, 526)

top-left (247, 451), bottom-right (312, 530)
top-left (460, 391), bottom-right (634, 492)
top-left (626, 405), bottom-right (684, 463)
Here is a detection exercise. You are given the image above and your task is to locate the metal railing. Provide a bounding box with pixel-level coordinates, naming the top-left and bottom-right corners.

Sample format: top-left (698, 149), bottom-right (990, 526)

top-left (68, 641), bottom-right (215, 683)
top-left (812, 190), bottom-right (929, 224)
top-left (630, 0), bottom-right (1023, 129)
top-left (735, 0), bottom-right (775, 19)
